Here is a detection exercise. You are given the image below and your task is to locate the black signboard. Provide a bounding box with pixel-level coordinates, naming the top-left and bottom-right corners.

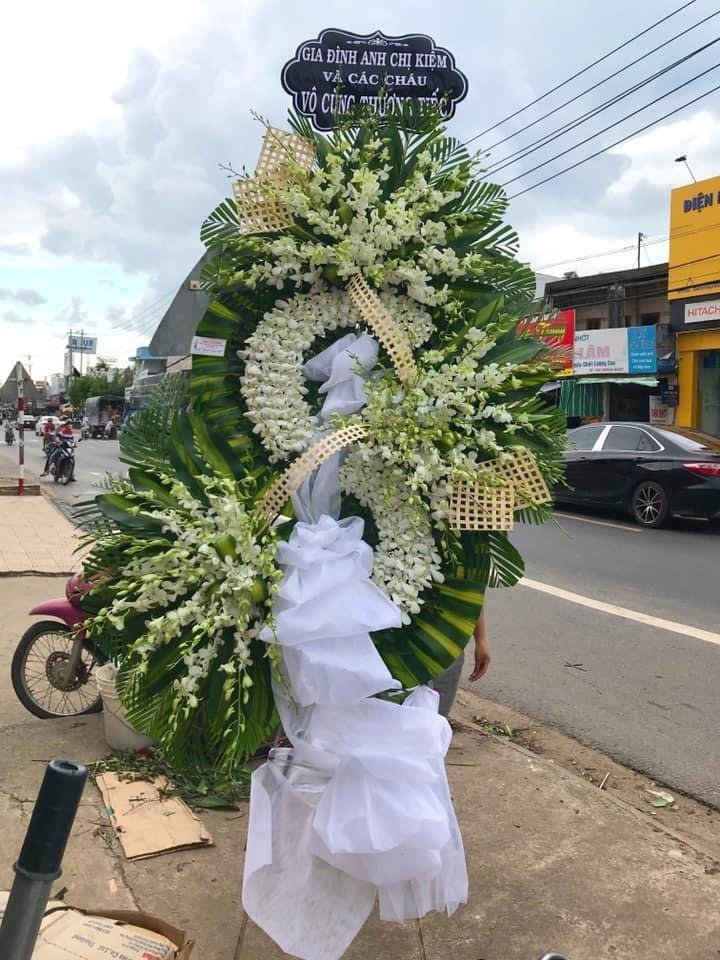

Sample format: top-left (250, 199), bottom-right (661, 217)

top-left (281, 29), bottom-right (468, 131)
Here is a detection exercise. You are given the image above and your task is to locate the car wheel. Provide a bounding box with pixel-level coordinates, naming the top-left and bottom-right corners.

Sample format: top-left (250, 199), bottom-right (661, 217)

top-left (631, 481), bottom-right (669, 528)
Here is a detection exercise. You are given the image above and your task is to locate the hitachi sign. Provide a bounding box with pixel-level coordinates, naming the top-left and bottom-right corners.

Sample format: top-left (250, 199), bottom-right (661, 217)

top-left (684, 299), bottom-right (720, 323)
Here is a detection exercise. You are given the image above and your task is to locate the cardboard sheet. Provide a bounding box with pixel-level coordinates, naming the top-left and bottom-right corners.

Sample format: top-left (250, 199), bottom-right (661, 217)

top-left (95, 772), bottom-right (213, 860)
top-left (0, 893), bottom-right (193, 959)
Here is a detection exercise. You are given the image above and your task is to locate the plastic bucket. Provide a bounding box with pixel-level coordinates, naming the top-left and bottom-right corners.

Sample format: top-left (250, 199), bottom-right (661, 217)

top-left (95, 663), bottom-right (152, 751)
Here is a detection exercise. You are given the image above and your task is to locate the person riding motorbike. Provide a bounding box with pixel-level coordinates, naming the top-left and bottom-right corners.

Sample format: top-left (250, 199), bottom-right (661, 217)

top-left (41, 420), bottom-right (75, 478)
top-left (4, 420), bottom-right (15, 445)
top-left (103, 417), bottom-right (117, 440)
top-left (42, 417), bottom-right (57, 452)
top-left (58, 419), bottom-right (74, 438)
top-left (81, 415), bottom-right (90, 440)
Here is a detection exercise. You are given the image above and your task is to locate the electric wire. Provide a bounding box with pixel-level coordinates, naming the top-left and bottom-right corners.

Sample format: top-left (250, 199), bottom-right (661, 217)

top-left (502, 60), bottom-right (720, 189)
top-left (507, 77), bottom-right (720, 200)
top-left (479, 8), bottom-right (720, 156)
top-left (487, 35), bottom-right (720, 176)
top-left (107, 285), bottom-right (178, 331)
top-left (464, 0), bottom-right (699, 145)
top-left (536, 218), bottom-right (720, 272)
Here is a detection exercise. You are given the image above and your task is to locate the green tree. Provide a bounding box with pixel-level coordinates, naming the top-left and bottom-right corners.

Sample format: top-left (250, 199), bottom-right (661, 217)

top-left (67, 369), bottom-right (131, 409)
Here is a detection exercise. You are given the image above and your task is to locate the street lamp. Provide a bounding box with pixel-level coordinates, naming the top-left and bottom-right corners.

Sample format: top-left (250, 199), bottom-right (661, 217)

top-left (675, 155), bottom-right (697, 182)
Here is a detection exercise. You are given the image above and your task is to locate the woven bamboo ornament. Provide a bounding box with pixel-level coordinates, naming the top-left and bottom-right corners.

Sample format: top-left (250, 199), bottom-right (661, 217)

top-left (346, 274), bottom-right (417, 385)
top-left (448, 481), bottom-right (515, 532)
top-left (257, 423), bottom-right (368, 522)
top-left (255, 127), bottom-right (315, 181)
top-left (482, 449), bottom-right (551, 511)
top-left (232, 177), bottom-right (295, 234)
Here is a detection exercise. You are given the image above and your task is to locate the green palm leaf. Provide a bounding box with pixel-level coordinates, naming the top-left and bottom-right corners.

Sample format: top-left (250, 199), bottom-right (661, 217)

top-left (200, 197), bottom-right (240, 248)
top-left (374, 576), bottom-right (484, 686)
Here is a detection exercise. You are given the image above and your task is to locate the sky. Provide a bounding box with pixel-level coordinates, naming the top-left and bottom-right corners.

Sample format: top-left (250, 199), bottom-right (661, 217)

top-left (2, 0), bottom-right (719, 380)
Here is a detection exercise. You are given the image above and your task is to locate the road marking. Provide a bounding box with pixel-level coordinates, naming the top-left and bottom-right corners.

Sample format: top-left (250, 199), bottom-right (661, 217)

top-left (520, 577), bottom-right (720, 648)
top-left (554, 511), bottom-right (641, 533)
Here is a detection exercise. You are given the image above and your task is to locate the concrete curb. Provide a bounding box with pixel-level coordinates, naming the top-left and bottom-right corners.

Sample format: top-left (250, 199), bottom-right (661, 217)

top-left (0, 477), bottom-right (41, 496)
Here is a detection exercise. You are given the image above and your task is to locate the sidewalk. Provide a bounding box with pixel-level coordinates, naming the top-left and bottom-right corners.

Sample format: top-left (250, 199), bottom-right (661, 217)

top-left (0, 495), bottom-right (83, 574)
top-left (1, 576), bottom-right (720, 959)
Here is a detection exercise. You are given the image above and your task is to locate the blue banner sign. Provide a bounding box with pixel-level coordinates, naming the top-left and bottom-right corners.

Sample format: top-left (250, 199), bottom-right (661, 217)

top-left (627, 326), bottom-right (657, 374)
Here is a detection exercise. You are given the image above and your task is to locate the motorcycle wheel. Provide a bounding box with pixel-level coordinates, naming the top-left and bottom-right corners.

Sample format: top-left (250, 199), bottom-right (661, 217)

top-left (11, 620), bottom-right (105, 719)
top-left (60, 459), bottom-right (73, 485)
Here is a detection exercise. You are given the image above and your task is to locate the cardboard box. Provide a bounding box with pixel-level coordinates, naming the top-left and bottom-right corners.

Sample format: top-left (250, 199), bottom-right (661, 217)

top-left (0, 893), bottom-right (193, 959)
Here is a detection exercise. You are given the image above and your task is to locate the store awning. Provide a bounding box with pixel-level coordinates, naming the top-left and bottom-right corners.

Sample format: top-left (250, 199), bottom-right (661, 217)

top-left (575, 377), bottom-right (658, 386)
top-left (559, 380), bottom-right (604, 418)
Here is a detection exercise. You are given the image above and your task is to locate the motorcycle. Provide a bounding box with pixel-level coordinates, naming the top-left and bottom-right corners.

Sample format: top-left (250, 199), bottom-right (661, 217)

top-left (80, 424), bottom-right (90, 440)
top-left (11, 572), bottom-right (107, 719)
top-left (4, 425), bottom-right (14, 445)
top-left (47, 435), bottom-right (76, 485)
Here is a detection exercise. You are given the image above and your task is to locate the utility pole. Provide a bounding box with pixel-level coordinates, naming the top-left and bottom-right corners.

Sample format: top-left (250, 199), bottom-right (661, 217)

top-left (637, 232), bottom-right (645, 270)
top-left (15, 361), bottom-right (25, 496)
top-left (79, 328), bottom-right (84, 378)
top-left (67, 330), bottom-right (73, 391)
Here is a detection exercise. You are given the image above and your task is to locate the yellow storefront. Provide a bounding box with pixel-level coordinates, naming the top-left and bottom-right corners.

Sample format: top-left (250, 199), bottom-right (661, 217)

top-left (669, 175), bottom-right (720, 437)
top-left (677, 327), bottom-right (720, 435)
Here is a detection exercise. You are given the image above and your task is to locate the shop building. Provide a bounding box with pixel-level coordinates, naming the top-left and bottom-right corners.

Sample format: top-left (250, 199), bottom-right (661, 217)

top-left (668, 175), bottom-right (720, 438)
top-left (543, 264), bottom-right (675, 425)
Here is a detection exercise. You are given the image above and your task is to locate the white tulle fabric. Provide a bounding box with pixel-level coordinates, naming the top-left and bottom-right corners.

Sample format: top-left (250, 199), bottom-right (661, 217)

top-left (303, 331), bottom-right (378, 423)
top-left (242, 336), bottom-right (468, 960)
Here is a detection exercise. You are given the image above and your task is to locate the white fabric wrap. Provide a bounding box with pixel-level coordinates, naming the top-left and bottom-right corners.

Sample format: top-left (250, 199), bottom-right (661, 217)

top-left (243, 334), bottom-right (468, 960)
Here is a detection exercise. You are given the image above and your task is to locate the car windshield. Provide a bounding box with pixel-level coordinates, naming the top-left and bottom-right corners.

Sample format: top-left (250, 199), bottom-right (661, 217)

top-left (653, 427), bottom-right (720, 453)
top-left (567, 424), bottom-right (605, 450)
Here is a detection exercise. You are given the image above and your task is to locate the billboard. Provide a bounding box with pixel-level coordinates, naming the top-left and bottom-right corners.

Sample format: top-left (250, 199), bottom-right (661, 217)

top-left (517, 308), bottom-right (575, 376)
top-left (68, 334), bottom-right (97, 353)
top-left (668, 174), bottom-right (720, 301)
top-left (572, 327), bottom-right (657, 375)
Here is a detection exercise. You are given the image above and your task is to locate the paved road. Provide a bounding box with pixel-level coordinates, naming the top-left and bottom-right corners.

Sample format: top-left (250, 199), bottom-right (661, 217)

top-left (466, 510), bottom-right (720, 808)
top-left (0, 430), bottom-right (125, 514)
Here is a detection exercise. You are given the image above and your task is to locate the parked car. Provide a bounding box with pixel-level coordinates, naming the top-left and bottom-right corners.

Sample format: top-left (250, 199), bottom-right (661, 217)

top-left (556, 422), bottom-right (720, 528)
top-left (35, 415), bottom-right (62, 437)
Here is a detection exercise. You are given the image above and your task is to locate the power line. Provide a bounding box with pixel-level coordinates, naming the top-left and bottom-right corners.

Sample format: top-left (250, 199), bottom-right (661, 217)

top-left (464, 0), bottom-right (699, 145)
top-left (487, 35), bottom-right (720, 176)
top-left (536, 219), bottom-right (720, 271)
top-left (107, 285), bottom-right (178, 331)
top-left (502, 60), bottom-right (720, 189)
top-left (108, 312), bottom-right (171, 360)
top-left (507, 77), bottom-right (720, 200)
top-left (480, 8), bottom-right (720, 156)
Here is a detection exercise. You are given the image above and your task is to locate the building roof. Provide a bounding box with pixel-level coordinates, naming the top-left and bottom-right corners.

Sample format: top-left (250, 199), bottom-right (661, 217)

top-left (148, 252), bottom-right (211, 357)
top-left (130, 346), bottom-right (168, 362)
top-left (544, 263), bottom-right (669, 309)
top-left (0, 363), bottom-right (42, 404)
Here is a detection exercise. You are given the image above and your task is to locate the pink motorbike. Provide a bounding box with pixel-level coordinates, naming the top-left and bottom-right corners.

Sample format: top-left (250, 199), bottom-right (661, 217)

top-left (11, 572), bottom-right (107, 719)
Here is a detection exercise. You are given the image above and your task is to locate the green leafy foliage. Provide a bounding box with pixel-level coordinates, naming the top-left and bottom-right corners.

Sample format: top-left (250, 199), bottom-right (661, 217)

top-left (67, 370), bottom-right (131, 409)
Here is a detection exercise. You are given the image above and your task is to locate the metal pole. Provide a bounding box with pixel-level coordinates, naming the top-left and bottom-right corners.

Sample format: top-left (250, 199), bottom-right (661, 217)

top-left (67, 330), bottom-right (73, 399)
top-left (637, 232), bottom-right (645, 270)
top-left (0, 760), bottom-right (87, 960)
top-left (15, 361), bottom-right (24, 497)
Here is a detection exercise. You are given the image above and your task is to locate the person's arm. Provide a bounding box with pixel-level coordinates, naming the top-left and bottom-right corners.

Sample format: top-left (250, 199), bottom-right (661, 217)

top-left (468, 607), bottom-right (490, 682)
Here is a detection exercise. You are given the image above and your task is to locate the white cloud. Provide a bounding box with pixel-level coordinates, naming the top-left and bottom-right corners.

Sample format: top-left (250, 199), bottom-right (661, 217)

top-left (606, 110), bottom-right (720, 198)
top-left (2, 1), bottom-right (719, 375)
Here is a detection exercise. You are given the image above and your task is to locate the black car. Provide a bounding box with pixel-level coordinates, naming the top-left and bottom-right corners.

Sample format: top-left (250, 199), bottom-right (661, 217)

top-left (556, 422), bottom-right (720, 528)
